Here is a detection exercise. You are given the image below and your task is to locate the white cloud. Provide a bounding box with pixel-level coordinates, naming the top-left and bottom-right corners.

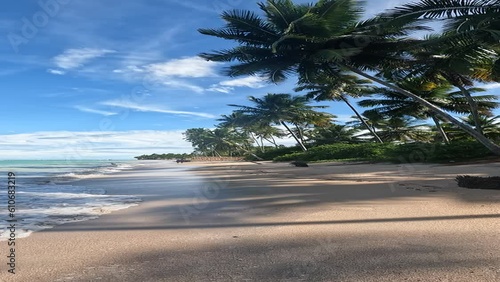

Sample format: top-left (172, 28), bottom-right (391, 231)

top-left (0, 130), bottom-right (193, 159)
top-left (74, 106), bottom-right (118, 116)
top-left (53, 48), bottom-right (115, 70)
top-left (47, 69), bottom-right (66, 75)
top-left (482, 83), bottom-right (500, 90)
top-left (101, 100), bottom-right (216, 118)
top-left (161, 79), bottom-right (205, 93)
top-left (220, 76), bottom-right (266, 88)
top-left (209, 76), bottom-right (267, 93)
top-left (111, 56), bottom-right (218, 93)
top-left (207, 86), bottom-right (232, 94)
top-left (146, 57), bottom-right (218, 78)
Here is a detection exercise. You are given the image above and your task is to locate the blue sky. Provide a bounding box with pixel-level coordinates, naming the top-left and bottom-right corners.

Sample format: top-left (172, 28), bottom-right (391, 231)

top-left (1, 0), bottom-right (499, 159)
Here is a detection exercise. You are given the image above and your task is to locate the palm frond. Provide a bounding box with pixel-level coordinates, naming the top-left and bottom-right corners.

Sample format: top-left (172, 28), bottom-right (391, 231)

top-left (259, 0), bottom-right (312, 32)
top-left (381, 0), bottom-right (500, 20)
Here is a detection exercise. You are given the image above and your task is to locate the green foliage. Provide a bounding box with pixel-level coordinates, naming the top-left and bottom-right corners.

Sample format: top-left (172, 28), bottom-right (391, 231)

top-left (183, 127), bottom-right (251, 156)
top-left (198, 0), bottom-right (500, 155)
top-left (274, 143), bottom-right (393, 161)
top-left (246, 146), bottom-right (303, 161)
top-left (135, 153), bottom-right (191, 160)
top-left (272, 141), bottom-right (493, 163)
top-left (227, 93), bottom-right (334, 151)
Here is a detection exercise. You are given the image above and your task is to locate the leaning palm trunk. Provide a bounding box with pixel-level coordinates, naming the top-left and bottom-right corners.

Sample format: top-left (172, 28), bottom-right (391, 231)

top-left (281, 121), bottom-right (308, 151)
top-left (222, 139), bottom-right (264, 161)
top-left (339, 95), bottom-right (384, 143)
top-left (342, 64), bottom-right (500, 155)
top-left (249, 132), bottom-right (264, 153)
top-left (431, 115), bottom-right (450, 144)
top-left (267, 135), bottom-right (279, 148)
top-left (456, 84), bottom-right (483, 135)
top-left (294, 124), bottom-right (307, 145)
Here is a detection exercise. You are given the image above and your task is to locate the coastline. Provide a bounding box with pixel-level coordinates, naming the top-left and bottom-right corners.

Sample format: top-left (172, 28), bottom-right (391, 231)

top-left (2, 160), bottom-right (499, 281)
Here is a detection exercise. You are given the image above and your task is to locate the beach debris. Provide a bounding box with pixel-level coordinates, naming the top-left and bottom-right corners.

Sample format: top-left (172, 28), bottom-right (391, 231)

top-left (290, 161), bottom-right (309, 167)
top-left (456, 175), bottom-right (500, 190)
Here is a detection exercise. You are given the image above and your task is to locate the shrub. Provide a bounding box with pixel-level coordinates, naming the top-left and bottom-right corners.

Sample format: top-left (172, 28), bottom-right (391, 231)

top-left (272, 141), bottom-right (494, 163)
top-left (274, 143), bottom-right (395, 162)
top-left (387, 141), bottom-right (492, 163)
top-left (246, 146), bottom-right (303, 161)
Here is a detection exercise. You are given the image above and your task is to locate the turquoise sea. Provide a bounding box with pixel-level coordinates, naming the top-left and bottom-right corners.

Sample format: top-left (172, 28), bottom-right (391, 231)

top-left (0, 160), bottom-right (141, 240)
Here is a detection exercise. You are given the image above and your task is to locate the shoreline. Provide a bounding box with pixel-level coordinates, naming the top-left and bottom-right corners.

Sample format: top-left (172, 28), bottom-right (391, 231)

top-left (2, 160), bottom-right (499, 281)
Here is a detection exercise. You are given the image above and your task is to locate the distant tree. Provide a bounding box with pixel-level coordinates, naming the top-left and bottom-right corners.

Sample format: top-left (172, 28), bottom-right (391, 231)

top-left (218, 111), bottom-right (285, 152)
top-left (296, 73), bottom-right (383, 143)
top-left (310, 123), bottom-right (357, 146)
top-left (359, 78), bottom-right (498, 143)
top-left (228, 93), bottom-right (334, 151)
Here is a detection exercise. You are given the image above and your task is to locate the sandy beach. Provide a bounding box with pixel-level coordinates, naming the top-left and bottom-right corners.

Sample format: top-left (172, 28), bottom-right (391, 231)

top-left (2, 160), bottom-right (500, 281)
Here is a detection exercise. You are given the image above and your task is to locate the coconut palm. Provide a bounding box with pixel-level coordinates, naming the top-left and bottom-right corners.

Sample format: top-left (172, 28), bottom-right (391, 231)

top-left (295, 73), bottom-right (383, 143)
top-left (379, 0), bottom-right (500, 133)
top-left (311, 123), bottom-right (358, 145)
top-left (359, 78), bottom-right (498, 143)
top-left (390, 34), bottom-right (498, 135)
top-left (199, 0), bottom-right (500, 154)
top-left (218, 111), bottom-right (285, 151)
top-left (183, 127), bottom-right (251, 156)
top-left (356, 115), bottom-right (432, 143)
top-left (228, 93), bottom-right (334, 151)
top-left (443, 115), bottom-right (500, 142)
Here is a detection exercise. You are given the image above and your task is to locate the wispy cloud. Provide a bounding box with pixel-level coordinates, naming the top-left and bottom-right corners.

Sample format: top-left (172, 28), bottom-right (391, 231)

top-left (0, 130), bottom-right (193, 159)
top-left (74, 105), bottom-right (118, 116)
top-left (47, 69), bottom-right (66, 75)
top-left (482, 83), bottom-right (500, 90)
top-left (209, 76), bottom-right (267, 93)
top-left (101, 100), bottom-right (216, 118)
top-left (111, 56), bottom-right (219, 93)
top-left (146, 57), bottom-right (219, 78)
top-left (220, 76), bottom-right (267, 88)
top-left (52, 48), bottom-right (116, 70)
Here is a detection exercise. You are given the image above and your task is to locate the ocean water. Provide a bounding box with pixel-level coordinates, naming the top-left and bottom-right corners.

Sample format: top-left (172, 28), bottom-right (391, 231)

top-left (0, 160), bottom-right (141, 240)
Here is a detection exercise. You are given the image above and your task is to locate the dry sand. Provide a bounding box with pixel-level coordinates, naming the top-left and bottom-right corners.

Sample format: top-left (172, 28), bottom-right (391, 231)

top-left (1, 160), bottom-right (499, 281)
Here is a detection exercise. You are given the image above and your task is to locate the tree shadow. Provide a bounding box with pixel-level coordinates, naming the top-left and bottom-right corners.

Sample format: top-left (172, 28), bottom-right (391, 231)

top-left (48, 233), bottom-right (500, 281)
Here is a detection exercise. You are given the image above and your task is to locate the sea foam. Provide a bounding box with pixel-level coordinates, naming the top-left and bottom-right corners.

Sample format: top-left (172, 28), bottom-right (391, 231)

top-left (0, 161), bottom-right (141, 240)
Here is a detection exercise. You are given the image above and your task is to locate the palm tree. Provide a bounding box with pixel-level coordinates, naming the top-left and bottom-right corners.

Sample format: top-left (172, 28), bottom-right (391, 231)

top-left (391, 34), bottom-right (497, 136)
top-left (379, 0), bottom-right (500, 134)
top-left (199, 0), bottom-right (500, 154)
top-left (359, 78), bottom-right (498, 143)
top-left (183, 127), bottom-right (251, 156)
top-left (295, 73), bottom-right (383, 143)
top-left (356, 115), bottom-right (432, 143)
top-left (444, 115), bottom-right (500, 142)
top-left (218, 112), bottom-right (285, 151)
top-left (311, 123), bottom-right (358, 145)
top-left (228, 93), bottom-right (333, 151)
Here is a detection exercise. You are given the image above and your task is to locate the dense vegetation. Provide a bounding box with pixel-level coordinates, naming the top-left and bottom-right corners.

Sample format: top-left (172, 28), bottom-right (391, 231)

top-left (271, 141), bottom-right (493, 163)
top-left (160, 1), bottom-right (500, 163)
top-left (135, 153), bottom-right (192, 160)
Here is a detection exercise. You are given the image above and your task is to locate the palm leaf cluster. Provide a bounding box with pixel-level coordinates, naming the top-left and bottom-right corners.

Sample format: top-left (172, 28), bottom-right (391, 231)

top-left (195, 0), bottom-right (500, 155)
